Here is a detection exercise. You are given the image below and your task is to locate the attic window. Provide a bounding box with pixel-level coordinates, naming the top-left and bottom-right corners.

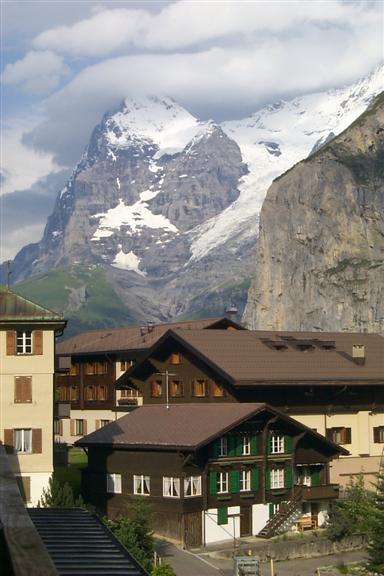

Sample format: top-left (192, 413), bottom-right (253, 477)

top-left (273, 344), bottom-right (288, 351)
top-left (169, 352), bottom-right (181, 365)
top-left (296, 344), bottom-right (315, 352)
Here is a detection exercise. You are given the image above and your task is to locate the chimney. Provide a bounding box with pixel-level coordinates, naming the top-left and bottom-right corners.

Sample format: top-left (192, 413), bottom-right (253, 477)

top-left (352, 344), bottom-right (365, 365)
top-left (225, 304), bottom-right (238, 322)
top-left (147, 320), bottom-right (155, 333)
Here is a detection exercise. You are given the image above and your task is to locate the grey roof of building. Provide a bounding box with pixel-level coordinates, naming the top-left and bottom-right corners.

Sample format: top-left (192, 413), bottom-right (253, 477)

top-left (75, 403), bottom-right (348, 455)
top-left (28, 508), bottom-right (149, 576)
top-left (0, 287), bottom-right (65, 323)
top-left (129, 329), bottom-right (383, 385)
top-left (56, 317), bottom-right (240, 355)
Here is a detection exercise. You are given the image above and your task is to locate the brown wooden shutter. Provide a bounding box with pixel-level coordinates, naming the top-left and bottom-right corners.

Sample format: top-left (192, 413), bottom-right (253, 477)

top-left (95, 420), bottom-right (100, 430)
top-left (345, 428), bottom-right (352, 444)
top-left (6, 331), bottom-right (16, 355)
top-left (4, 429), bottom-right (14, 453)
top-left (70, 419), bottom-right (75, 436)
top-left (83, 420), bottom-right (87, 435)
top-left (14, 376), bottom-right (32, 403)
top-left (32, 429), bottom-right (42, 453)
top-left (33, 331), bottom-right (43, 355)
top-left (373, 427), bottom-right (380, 443)
top-left (17, 476), bottom-right (31, 503)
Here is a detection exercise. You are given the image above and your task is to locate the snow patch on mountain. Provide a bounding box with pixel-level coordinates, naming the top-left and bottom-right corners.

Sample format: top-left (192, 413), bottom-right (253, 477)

top-left (113, 248), bottom-right (145, 275)
top-left (189, 64), bottom-right (384, 262)
top-left (92, 192), bottom-right (179, 241)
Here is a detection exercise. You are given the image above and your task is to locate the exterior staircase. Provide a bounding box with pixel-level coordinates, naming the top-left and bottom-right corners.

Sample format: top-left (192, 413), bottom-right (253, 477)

top-left (257, 486), bottom-right (304, 539)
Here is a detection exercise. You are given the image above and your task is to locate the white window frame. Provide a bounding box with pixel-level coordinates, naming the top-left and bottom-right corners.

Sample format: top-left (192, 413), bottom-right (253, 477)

top-left (270, 468), bottom-right (285, 489)
top-left (16, 331), bottom-right (32, 354)
top-left (163, 477), bottom-right (181, 498)
top-left (240, 470), bottom-right (251, 492)
top-left (217, 472), bottom-right (229, 494)
top-left (184, 476), bottom-right (202, 497)
top-left (133, 474), bottom-right (150, 496)
top-left (75, 419), bottom-right (84, 436)
top-left (271, 434), bottom-right (284, 454)
top-left (14, 429), bottom-right (32, 453)
top-left (219, 437), bottom-right (228, 457)
top-left (242, 435), bottom-right (251, 455)
top-left (107, 473), bottom-right (122, 494)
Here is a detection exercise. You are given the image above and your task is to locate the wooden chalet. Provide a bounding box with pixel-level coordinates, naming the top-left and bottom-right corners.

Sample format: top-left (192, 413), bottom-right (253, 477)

top-left (76, 403), bottom-right (347, 546)
top-left (116, 328), bottom-right (384, 488)
top-left (54, 317), bottom-right (241, 443)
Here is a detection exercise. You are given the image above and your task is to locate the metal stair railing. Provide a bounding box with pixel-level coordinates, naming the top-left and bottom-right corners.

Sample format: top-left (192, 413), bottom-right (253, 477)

top-left (257, 485), bottom-right (304, 539)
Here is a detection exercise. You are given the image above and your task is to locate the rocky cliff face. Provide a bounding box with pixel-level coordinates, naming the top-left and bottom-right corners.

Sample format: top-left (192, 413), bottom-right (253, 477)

top-left (243, 93), bottom-right (384, 333)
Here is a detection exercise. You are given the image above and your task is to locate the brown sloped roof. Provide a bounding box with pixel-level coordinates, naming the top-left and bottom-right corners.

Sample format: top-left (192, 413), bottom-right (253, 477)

top-left (75, 403), bottom-right (347, 455)
top-left (128, 329), bottom-right (384, 385)
top-left (0, 287), bottom-right (65, 322)
top-left (56, 317), bottom-right (239, 355)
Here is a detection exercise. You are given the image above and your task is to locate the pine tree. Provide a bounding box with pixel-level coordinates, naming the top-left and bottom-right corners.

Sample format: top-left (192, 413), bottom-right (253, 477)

top-left (38, 475), bottom-right (85, 508)
top-left (367, 470), bottom-right (384, 574)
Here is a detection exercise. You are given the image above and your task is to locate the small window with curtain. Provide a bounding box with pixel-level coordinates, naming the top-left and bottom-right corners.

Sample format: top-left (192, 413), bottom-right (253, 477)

top-left (107, 473), bottom-right (122, 494)
top-left (326, 427), bottom-right (351, 445)
top-left (14, 429), bottom-right (32, 453)
top-left (184, 476), bottom-right (202, 497)
top-left (212, 382), bottom-right (225, 397)
top-left (85, 385), bottom-right (97, 401)
top-left (374, 427), bottom-right (384, 443)
top-left (163, 477), bottom-right (180, 498)
top-left (216, 472), bottom-right (229, 494)
top-left (98, 385), bottom-right (107, 401)
top-left (240, 470), bottom-right (251, 492)
top-left (69, 363), bottom-right (79, 376)
top-left (270, 434), bottom-right (285, 454)
top-left (169, 352), bottom-right (181, 365)
top-left (169, 379), bottom-right (183, 397)
top-left (151, 380), bottom-right (162, 397)
top-left (133, 474), bottom-right (150, 496)
top-left (270, 468), bottom-right (285, 489)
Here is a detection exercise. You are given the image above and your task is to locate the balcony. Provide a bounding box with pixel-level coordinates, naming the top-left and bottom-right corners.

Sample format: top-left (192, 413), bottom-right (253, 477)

top-left (296, 483), bottom-right (340, 501)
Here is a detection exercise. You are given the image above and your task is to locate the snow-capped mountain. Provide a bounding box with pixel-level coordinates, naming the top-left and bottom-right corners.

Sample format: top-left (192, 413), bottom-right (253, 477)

top-left (4, 66), bottom-right (383, 331)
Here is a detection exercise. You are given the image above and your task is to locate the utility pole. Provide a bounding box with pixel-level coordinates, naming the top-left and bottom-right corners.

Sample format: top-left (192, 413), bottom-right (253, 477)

top-left (156, 370), bottom-right (176, 409)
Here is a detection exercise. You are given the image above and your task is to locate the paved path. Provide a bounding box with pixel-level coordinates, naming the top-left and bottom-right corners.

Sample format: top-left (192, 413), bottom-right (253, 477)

top-left (155, 540), bottom-right (367, 576)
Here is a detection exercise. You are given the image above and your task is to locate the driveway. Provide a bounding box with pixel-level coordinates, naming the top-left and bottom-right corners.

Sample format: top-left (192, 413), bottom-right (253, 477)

top-left (155, 540), bottom-right (367, 576)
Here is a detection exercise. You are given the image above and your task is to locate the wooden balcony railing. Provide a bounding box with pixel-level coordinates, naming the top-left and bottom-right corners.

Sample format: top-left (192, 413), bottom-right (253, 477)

top-left (297, 483), bottom-right (340, 500)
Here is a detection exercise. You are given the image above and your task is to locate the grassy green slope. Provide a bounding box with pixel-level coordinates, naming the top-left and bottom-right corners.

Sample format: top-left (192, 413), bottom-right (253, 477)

top-left (15, 265), bottom-right (136, 337)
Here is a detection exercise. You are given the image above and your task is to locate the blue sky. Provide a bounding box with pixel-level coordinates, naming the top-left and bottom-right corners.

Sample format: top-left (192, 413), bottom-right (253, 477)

top-left (1, 0), bottom-right (383, 261)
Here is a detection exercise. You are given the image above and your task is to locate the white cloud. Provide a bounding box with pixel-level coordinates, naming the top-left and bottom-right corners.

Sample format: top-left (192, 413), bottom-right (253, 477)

top-left (32, 1), bottom-right (382, 56)
top-left (1, 50), bottom-right (70, 94)
top-left (0, 222), bottom-right (44, 262)
top-left (1, 117), bottom-right (62, 195)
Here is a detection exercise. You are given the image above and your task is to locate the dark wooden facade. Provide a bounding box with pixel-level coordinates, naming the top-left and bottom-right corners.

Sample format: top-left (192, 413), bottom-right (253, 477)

top-left (80, 409), bottom-right (341, 546)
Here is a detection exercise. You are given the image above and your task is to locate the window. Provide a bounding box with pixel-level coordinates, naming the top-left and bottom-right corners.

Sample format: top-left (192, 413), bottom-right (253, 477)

top-left (169, 352), bottom-right (181, 365)
top-left (134, 475), bottom-right (150, 496)
top-left (219, 437), bottom-right (228, 457)
top-left (98, 385), bottom-right (107, 401)
top-left (120, 360), bottom-right (133, 371)
top-left (270, 434), bottom-right (284, 454)
top-left (107, 473), bottom-right (122, 494)
top-left (271, 468), bottom-right (285, 489)
top-left (374, 427), bottom-right (384, 443)
top-left (184, 476), bottom-right (202, 497)
top-left (163, 477), bottom-right (180, 498)
top-left (326, 427), bottom-right (351, 445)
top-left (69, 363), bottom-right (79, 376)
top-left (54, 419), bottom-right (63, 436)
top-left (192, 379), bottom-right (206, 397)
top-left (85, 362), bottom-right (106, 375)
top-left (121, 388), bottom-right (138, 398)
top-left (14, 429), bottom-right (32, 453)
top-left (216, 472), bottom-right (229, 494)
top-left (100, 419), bottom-right (110, 428)
top-left (242, 435), bottom-right (251, 455)
top-left (16, 331), bottom-right (32, 354)
top-left (74, 419), bottom-right (85, 436)
top-left (240, 470), bottom-right (251, 492)
top-left (212, 382), bottom-right (225, 397)
top-left (85, 385), bottom-right (97, 401)
top-left (14, 376), bottom-right (32, 403)
top-left (169, 379), bottom-right (183, 397)
top-left (70, 386), bottom-right (79, 401)
top-left (151, 380), bottom-right (162, 397)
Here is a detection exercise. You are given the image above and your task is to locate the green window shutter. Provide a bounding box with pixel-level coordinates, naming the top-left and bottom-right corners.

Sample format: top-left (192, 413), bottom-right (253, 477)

top-left (265, 469), bottom-right (271, 490)
top-left (212, 439), bottom-right (220, 458)
top-left (284, 435), bottom-right (293, 453)
top-left (228, 436), bottom-right (236, 457)
top-left (251, 434), bottom-right (258, 455)
top-left (251, 468), bottom-right (259, 491)
top-left (235, 436), bottom-right (243, 457)
top-left (311, 467), bottom-right (320, 486)
top-left (285, 466), bottom-right (293, 488)
top-left (268, 503), bottom-right (274, 519)
top-left (210, 471), bottom-right (217, 495)
top-left (229, 470), bottom-right (240, 493)
top-left (217, 506), bottom-right (228, 525)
